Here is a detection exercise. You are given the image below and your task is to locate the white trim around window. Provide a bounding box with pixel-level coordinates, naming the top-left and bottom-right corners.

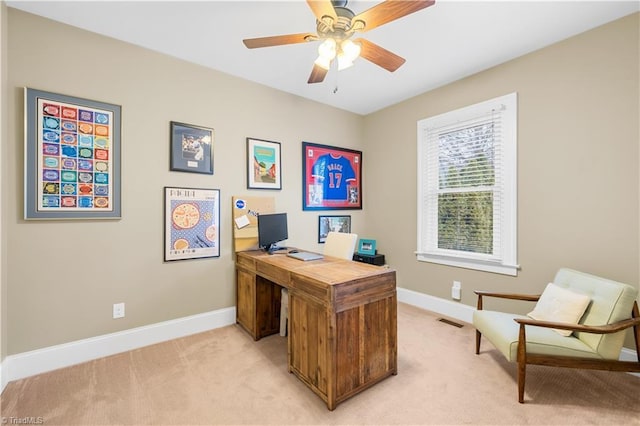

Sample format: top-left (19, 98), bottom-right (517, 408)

top-left (416, 92), bottom-right (518, 276)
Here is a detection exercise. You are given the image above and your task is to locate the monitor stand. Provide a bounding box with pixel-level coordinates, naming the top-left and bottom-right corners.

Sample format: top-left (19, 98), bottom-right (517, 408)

top-left (267, 244), bottom-right (287, 255)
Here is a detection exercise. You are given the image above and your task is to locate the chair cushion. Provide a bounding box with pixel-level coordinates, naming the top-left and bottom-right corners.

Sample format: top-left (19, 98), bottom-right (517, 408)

top-left (527, 282), bottom-right (591, 336)
top-left (473, 310), bottom-right (600, 362)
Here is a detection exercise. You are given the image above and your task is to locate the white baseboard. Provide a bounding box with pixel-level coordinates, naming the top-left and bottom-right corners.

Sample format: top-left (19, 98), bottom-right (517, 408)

top-left (397, 286), bottom-right (475, 324)
top-left (2, 307), bottom-right (236, 391)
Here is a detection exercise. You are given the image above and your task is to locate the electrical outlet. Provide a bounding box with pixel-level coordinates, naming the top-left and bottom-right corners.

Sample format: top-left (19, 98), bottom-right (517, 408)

top-left (451, 281), bottom-right (461, 300)
top-left (113, 302), bottom-right (125, 319)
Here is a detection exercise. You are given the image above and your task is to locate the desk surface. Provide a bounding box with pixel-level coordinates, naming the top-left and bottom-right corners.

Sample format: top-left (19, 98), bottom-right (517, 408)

top-left (237, 249), bottom-right (394, 286)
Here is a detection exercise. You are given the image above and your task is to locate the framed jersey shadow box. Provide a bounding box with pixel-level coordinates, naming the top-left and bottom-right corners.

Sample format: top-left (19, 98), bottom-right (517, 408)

top-left (302, 142), bottom-right (362, 211)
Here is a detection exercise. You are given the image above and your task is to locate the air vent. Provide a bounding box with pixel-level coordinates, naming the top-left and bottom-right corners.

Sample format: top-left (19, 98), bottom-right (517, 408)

top-left (437, 318), bottom-right (464, 328)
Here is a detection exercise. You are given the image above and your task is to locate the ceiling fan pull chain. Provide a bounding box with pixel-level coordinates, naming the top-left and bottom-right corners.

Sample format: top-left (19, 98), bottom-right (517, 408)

top-left (332, 59), bottom-right (339, 94)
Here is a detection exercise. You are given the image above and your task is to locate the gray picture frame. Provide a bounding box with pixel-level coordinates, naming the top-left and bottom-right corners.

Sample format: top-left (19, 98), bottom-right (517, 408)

top-left (24, 87), bottom-right (122, 220)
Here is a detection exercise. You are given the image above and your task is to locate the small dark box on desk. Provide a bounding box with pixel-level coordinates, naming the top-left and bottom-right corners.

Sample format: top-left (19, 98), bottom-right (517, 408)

top-left (352, 252), bottom-right (385, 266)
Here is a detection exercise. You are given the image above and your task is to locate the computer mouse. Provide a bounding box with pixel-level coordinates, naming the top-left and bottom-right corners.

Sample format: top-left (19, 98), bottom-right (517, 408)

top-left (289, 250), bottom-right (299, 254)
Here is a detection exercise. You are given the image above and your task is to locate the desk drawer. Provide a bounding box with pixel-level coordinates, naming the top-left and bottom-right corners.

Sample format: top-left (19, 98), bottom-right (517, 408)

top-left (290, 275), bottom-right (329, 305)
top-left (334, 271), bottom-right (396, 312)
top-left (256, 262), bottom-right (290, 286)
top-left (236, 254), bottom-right (256, 271)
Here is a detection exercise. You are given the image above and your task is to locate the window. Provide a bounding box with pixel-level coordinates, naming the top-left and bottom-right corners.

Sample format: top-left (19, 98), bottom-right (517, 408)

top-left (417, 93), bottom-right (518, 276)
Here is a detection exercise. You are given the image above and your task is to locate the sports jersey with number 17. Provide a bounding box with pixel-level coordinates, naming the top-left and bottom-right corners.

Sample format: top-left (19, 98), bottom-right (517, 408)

top-left (312, 154), bottom-right (356, 200)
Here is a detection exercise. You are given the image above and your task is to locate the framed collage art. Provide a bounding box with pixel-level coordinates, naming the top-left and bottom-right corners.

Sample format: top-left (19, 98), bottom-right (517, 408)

top-left (24, 87), bottom-right (122, 220)
top-left (246, 137), bottom-right (281, 190)
top-left (302, 142), bottom-right (362, 211)
top-left (170, 121), bottom-right (214, 174)
top-left (164, 186), bottom-right (220, 261)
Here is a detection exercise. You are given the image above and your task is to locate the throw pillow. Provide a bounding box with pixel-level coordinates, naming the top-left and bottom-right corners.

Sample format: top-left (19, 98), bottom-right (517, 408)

top-left (527, 282), bottom-right (591, 336)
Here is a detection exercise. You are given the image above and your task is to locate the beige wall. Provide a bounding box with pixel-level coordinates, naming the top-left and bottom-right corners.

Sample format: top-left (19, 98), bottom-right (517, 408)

top-left (5, 9), bottom-right (364, 354)
top-left (1, 1), bottom-right (8, 367)
top-left (364, 13), bottom-right (639, 315)
top-left (4, 8), bottom-right (639, 356)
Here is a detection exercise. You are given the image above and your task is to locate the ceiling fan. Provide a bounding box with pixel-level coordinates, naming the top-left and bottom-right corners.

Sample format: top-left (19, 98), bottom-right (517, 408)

top-left (242, 0), bottom-right (435, 84)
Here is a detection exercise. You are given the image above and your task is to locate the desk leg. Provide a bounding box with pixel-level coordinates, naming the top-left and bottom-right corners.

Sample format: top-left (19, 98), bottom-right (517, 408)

top-left (288, 291), bottom-right (396, 410)
top-left (236, 269), bottom-right (281, 340)
top-left (236, 268), bottom-right (258, 340)
top-left (255, 276), bottom-right (281, 338)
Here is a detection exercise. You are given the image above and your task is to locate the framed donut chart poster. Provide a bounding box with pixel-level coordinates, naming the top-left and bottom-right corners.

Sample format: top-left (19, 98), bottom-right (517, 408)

top-left (24, 88), bottom-right (122, 219)
top-left (164, 186), bottom-right (220, 261)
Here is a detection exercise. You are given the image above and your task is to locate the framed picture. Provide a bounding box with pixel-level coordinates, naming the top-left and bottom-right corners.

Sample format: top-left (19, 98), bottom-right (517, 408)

top-left (318, 215), bottom-right (351, 243)
top-left (358, 238), bottom-right (377, 255)
top-left (302, 142), bottom-right (362, 210)
top-left (170, 121), bottom-right (214, 174)
top-left (246, 137), bottom-right (281, 190)
top-left (164, 186), bottom-right (220, 261)
top-left (24, 87), bottom-right (122, 220)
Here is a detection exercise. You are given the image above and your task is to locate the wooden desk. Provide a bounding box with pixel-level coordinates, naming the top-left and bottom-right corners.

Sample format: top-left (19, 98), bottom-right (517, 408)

top-left (235, 250), bottom-right (397, 410)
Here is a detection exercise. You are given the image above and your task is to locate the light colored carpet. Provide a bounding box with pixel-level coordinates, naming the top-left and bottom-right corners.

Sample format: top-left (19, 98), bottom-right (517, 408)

top-left (2, 303), bottom-right (639, 425)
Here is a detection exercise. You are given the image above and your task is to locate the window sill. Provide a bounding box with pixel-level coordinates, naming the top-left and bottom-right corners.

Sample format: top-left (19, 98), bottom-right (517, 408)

top-left (416, 253), bottom-right (519, 276)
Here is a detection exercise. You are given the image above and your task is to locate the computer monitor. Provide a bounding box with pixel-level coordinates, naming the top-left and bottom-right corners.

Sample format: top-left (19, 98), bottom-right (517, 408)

top-left (257, 212), bottom-right (288, 254)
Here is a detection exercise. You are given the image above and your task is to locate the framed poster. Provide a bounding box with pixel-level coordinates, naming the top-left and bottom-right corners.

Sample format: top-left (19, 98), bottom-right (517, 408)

top-left (24, 87), bottom-right (122, 219)
top-left (246, 137), bottom-right (281, 190)
top-left (164, 187), bottom-right (220, 261)
top-left (302, 142), bottom-right (362, 210)
top-left (318, 215), bottom-right (351, 243)
top-left (170, 121), bottom-right (214, 174)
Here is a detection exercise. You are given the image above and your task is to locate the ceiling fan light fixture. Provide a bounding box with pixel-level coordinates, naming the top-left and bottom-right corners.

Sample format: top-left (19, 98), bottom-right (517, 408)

top-left (315, 38), bottom-right (338, 70)
top-left (341, 39), bottom-right (361, 61)
top-left (337, 39), bottom-right (360, 71)
top-left (317, 38), bottom-right (337, 60)
top-left (314, 55), bottom-right (333, 70)
top-left (337, 55), bottom-right (354, 71)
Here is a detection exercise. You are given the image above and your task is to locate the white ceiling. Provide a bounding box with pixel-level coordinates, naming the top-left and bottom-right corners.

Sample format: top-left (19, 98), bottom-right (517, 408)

top-left (7, 0), bottom-right (639, 115)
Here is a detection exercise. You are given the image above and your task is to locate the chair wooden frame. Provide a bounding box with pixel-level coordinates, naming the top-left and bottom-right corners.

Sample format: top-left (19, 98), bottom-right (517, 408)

top-left (474, 291), bottom-right (640, 403)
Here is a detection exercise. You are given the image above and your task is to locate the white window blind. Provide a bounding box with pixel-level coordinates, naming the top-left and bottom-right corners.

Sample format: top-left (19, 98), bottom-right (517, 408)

top-left (417, 93), bottom-right (518, 276)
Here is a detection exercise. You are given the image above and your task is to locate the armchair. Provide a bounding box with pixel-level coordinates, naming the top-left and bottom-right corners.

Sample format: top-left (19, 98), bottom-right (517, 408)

top-left (473, 268), bottom-right (640, 403)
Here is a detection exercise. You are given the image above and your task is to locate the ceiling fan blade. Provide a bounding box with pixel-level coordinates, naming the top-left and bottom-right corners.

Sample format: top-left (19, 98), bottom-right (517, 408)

top-left (352, 0), bottom-right (435, 33)
top-left (243, 33), bottom-right (315, 49)
top-left (308, 64), bottom-right (329, 84)
top-left (306, 0), bottom-right (338, 26)
top-left (356, 38), bottom-right (406, 72)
